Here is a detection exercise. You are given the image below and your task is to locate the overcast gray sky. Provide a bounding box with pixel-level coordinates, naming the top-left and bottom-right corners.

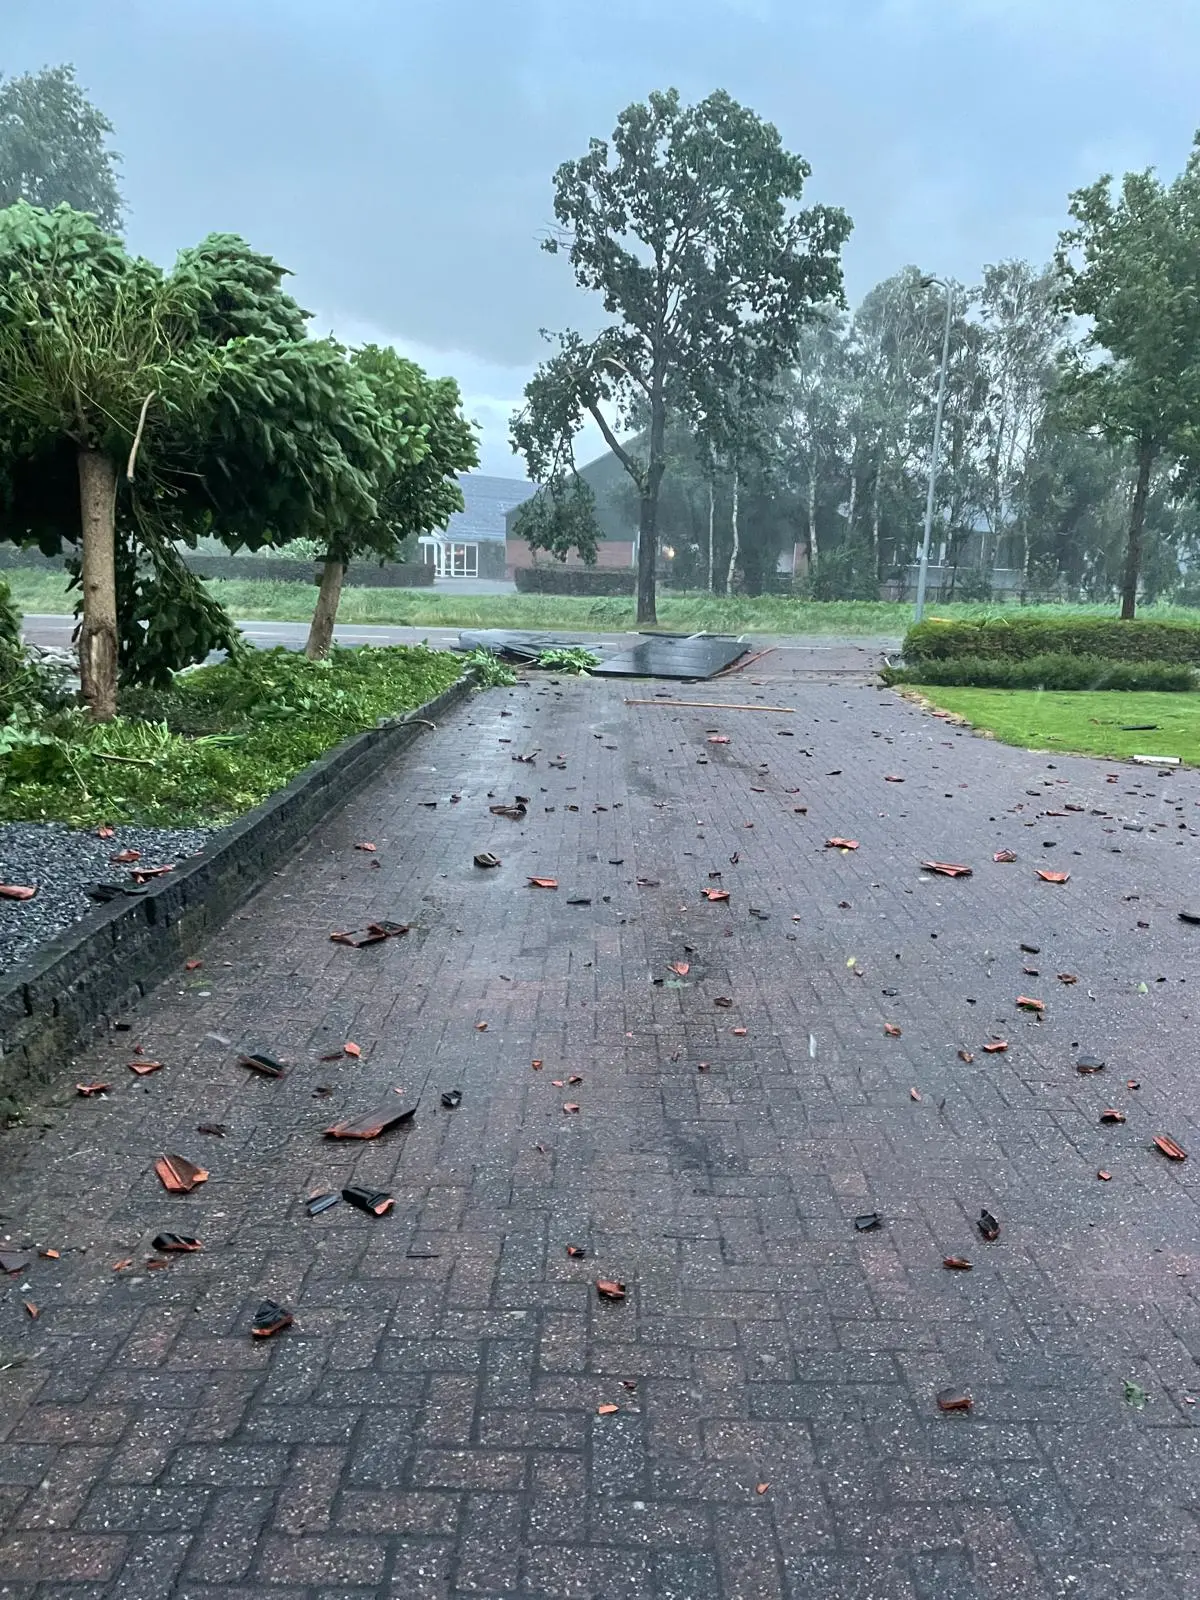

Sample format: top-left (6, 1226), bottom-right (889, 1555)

top-left (5, 0), bottom-right (1199, 474)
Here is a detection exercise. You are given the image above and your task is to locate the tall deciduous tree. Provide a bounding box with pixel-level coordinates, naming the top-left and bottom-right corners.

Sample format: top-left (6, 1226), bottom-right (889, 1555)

top-left (1055, 144), bottom-right (1200, 617)
top-left (511, 88), bottom-right (850, 623)
top-left (304, 345), bottom-right (477, 659)
top-left (0, 66), bottom-right (123, 231)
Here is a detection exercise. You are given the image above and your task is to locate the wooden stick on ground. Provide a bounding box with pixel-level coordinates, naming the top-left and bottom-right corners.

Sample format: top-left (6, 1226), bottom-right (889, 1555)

top-left (623, 699), bottom-right (796, 713)
top-left (716, 647), bottom-right (776, 676)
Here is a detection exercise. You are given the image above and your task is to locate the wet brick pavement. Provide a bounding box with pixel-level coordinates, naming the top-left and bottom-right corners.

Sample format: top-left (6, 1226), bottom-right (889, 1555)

top-left (1, 645), bottom-right (1199, 1598)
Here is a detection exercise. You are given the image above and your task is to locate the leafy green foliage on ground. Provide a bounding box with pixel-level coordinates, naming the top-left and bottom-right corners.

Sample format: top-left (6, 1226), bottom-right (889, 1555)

top-left (460, 648), bottom-right (516, 687)
top-left (907, 687), bottom-right (1200, 766)
top-left (0, 645), bottom-right (461, 828)
top-left (535, 647), bottom-right (600, 674)
top-left (885, 654), bottom-right (1194, 692)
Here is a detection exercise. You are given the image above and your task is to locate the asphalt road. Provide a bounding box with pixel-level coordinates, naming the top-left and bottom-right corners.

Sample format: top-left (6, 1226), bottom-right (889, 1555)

top-left (21, 613), bottom-right (900, 661)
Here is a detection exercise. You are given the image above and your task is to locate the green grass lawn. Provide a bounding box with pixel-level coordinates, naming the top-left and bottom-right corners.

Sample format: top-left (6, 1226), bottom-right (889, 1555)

top-left (11, 565), bottom-right (1200, 637)
top-left (0, 645), bottom-right (463, 828)
top-left (912, 686), bottom-right (1200, 766)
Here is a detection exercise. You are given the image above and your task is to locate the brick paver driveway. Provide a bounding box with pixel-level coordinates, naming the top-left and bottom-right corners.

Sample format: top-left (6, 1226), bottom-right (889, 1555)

top-left (2, 645), bottom-right (1199, 1599)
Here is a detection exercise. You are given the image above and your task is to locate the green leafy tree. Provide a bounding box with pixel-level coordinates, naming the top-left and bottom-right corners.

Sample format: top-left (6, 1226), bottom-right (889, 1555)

top-left (0, 204), bottom-right (386, 715)
top-left (1055, 142), bottom-right (1200, 617)
top-left (509, 471), bottom-right (602, 567)
top-left (0, 66), bottom-right (123, 231)
top-left (304, 345), bottom-right (478, 659)
top-left (511, 88), bottom-right (850, 623)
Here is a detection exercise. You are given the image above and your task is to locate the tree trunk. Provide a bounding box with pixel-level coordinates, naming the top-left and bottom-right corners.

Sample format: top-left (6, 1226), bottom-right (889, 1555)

top-left (77, 448), bottom-right (119, 721)
top-left (846, 464), bottom-right (857, 543)
top-left (637, 387), bottom-right (667, 625)
top-left (1121, 439), bottom-right (1156, 621)
top-left (706, 479), bottom-right (715, 593)
top-left (306, 557), bottom-right (345, 660)
top-left (725, 470), bottom-right (740, 595)
top-left (870, 446), bottom-right (883, 577)
top-left (807, 469), bottom-right (819, 575)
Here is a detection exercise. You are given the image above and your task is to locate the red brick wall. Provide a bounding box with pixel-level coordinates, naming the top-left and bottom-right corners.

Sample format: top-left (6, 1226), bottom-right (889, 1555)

top-left (506, 538), bottom-right (636, 577)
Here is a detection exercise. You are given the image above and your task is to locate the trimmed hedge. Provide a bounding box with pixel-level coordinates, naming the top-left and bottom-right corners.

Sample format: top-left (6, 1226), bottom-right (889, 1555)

top-left (885, 653), bottom-right (1196, 692)
top-left (903, 616), bottom-right (1200, 667)
top-left (514, 566), bottom-right (637, 596)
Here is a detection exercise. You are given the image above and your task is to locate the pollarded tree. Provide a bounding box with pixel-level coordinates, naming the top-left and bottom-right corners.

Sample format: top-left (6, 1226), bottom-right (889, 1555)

top-left (511, 88), bottom-right (851, 624)
top-left (304, 345), bottom-right (478, 659)
top-left (0, 66), bottom-right (123, 231)
top-left (0, 203), bottom-right (388, 714)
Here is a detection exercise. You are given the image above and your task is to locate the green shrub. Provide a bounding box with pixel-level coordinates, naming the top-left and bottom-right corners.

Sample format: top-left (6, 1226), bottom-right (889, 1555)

top-left (514, 566), bottom-right (637, 596)
top-left (903, 615), bottom-right (1200, 667)
top-left (884, 652), bottom-right (1196, 692)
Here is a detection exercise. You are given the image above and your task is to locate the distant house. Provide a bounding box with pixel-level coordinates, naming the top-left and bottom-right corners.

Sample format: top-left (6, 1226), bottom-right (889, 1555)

top-left (418, 474), bottom-right (537, 579)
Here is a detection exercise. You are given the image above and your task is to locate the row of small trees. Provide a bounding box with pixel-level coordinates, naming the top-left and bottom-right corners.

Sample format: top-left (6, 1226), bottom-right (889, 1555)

top-left (0, 68), bottom-right (477, 720)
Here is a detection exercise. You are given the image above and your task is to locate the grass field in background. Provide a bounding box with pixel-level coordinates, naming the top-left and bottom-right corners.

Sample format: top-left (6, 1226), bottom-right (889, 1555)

top-left (10, 565), bottom-right (1200, 637)
top-left (910, 686), bottom-right (1200, 766)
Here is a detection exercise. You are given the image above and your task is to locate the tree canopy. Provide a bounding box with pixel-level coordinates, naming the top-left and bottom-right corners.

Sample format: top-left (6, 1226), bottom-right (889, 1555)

top-left (0, 203), bottom-right (472, 705)
top-left (304, 344), bottom-right (478, 659)
top-left (1055, 141), bottom-right (1200, 616)
top-left (0, 66), bottom-right (123, 231)
top-left (511, 88), bottom-right (851, 622)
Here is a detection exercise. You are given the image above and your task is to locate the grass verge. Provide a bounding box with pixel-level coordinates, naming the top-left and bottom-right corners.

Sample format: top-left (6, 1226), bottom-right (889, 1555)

top-left (11, 566), bottom-right (1200, 637)
top-left (903, 686), bottom-right (1200, 766)
top-left (0, 645), bottom-right (462, 829)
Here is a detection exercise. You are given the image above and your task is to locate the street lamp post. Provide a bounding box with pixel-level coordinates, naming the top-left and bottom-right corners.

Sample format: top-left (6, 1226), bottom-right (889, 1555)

top-left (913, 276), bottom-right (954, 625)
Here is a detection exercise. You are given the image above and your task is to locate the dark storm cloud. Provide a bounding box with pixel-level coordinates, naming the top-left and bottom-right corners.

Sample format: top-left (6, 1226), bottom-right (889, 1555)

top-left (4, 0), bottom-right (1198, 472)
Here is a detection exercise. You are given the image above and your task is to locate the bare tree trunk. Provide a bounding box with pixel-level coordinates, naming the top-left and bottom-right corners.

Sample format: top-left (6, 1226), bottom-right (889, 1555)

top-left (807, 469), bottom-right (819, 575)
top-left (725, 470), bottom-right (740, 595)
top-left (306, 557), bottom-right (345, 660)
top-left (637, 385), bottom-right (667, 625)
top-left (1121, 438), bottom-right (1156, 621)
top-left (870, 445), bottom-right (883, 577)
top-left (77, 448), bottom-right (119, 721)
top-left (846, 465), bottom-right (857, 542)
top-left (706, 478), bottom-right (715, 593)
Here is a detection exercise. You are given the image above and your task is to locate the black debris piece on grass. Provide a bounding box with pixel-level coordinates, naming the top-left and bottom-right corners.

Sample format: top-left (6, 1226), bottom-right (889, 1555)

top-left (151, 1233), bottom-right (202, 1253)
top-left (238, 1052), bottom-right (286, 1079)
top-left (251, 1300), bottom-right (293, 1338)
top-left (342, 1185), bottom-right (395, 1217)
top-left (977, 1209), bottom-right (1001, 1242)
top-left (305, 1192), bottom-right (341, 1217)
top-left (440, 1089), bottom-right (463, 1110)
top-left (324, 1098), bottom-right (417, 1140)
top-left (329, 921), bottom-right (409, 948)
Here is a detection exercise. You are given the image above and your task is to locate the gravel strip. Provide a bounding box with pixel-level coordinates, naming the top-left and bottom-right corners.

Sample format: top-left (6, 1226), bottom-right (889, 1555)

top-left (0, 821), bottom-right (214, 974)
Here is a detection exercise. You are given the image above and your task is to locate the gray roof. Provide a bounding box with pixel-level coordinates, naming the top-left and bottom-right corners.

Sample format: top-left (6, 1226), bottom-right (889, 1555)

top-left (445, 474), bottom-right (537, 542)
